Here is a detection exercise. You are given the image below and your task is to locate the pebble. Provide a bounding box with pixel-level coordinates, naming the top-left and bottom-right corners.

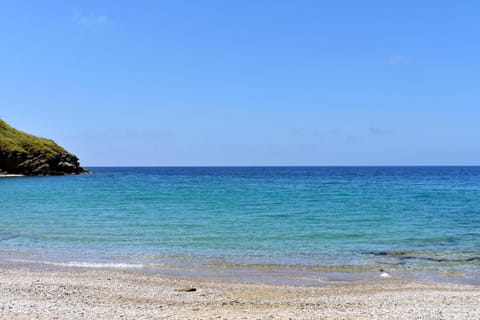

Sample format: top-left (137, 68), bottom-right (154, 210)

top-left (175, 287), bottom-right (197, 292)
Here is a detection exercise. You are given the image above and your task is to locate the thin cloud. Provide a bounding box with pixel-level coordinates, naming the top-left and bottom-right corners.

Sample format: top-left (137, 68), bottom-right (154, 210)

top-left (345, 135), bottom-right (361, 144)
top-left (66, 128), bottom-right (173, 142)
top-left (369, 125), bottom-right (393, 136)
top-left (386, 54), bottom-right (408, 65)
top-left (73, 10), bottom-right (111, 29)
top-left (289, 128), bottom-right (306, 136)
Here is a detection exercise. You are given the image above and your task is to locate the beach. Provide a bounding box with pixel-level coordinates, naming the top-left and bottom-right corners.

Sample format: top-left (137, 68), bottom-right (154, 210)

top-left (0, 265), bottom-right (479, 319)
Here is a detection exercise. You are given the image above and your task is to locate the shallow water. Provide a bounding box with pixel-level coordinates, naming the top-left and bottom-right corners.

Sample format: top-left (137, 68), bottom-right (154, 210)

top-left (1, 167), bottom-right (479, 283)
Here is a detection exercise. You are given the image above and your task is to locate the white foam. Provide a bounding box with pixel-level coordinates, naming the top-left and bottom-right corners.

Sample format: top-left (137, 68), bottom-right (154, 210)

top-left (7, 258), bottom-right (144, 269)
top-left (52, 261), bottom-right (145, 269)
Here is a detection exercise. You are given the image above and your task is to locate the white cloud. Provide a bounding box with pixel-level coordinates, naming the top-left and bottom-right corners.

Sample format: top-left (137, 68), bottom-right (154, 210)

top-left (73, 10), bottom-right (111, 29)
top-left (386, 54), bottom-right (408, 65)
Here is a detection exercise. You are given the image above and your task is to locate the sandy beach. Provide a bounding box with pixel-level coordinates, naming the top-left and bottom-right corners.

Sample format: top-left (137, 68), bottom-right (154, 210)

top-left (0, 266), bottom-right (478, 319)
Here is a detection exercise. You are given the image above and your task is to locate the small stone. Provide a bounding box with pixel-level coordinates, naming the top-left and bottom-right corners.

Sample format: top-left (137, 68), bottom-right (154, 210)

top-left (175, 287), bottom-right (197, 292)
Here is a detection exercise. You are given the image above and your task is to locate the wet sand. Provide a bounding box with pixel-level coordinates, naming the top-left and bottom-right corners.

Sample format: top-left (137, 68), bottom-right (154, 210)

top-left (0, 265), bottom-right (479, 319)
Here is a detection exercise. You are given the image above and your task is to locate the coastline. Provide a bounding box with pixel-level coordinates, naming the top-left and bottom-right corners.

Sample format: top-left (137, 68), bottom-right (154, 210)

top-left (3, 251), bottom-right (479, 287)
top-left (2, 166), bottom-right (479, 318)
top-left (0, 265), bottom-right (479, 319)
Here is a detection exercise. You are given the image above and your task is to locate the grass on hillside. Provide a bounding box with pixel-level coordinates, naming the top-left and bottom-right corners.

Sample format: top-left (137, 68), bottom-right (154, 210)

top-left (0, 119), bottom-right (67, 159)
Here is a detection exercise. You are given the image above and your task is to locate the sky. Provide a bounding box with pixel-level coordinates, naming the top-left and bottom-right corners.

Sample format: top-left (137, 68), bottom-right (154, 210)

top-left (1, 1), bottom-right (479, 166)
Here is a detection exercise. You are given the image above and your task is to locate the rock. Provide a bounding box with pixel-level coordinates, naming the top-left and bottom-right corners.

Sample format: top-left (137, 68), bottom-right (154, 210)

top-left (0, 119), bottom-right (91, 176)
top-left (175, 287), bottom-right (197, 292)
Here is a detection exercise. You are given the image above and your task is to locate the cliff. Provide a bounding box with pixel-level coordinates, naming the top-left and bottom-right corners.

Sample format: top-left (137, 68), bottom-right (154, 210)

top-left (0, 119), bottom-right (90, 175)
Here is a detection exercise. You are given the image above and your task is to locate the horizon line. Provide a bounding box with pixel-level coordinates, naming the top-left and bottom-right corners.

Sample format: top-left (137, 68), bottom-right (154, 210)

top-left (83, 165), bottom-right (480, 168)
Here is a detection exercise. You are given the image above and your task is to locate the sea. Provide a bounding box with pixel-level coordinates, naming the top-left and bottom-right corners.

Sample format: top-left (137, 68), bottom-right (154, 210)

top-left (1, 167), bottom-right (479, 285)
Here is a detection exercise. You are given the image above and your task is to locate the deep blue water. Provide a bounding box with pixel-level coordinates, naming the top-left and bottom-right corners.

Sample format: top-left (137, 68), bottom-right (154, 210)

top-left (1, 167), bottom-right (479, 282)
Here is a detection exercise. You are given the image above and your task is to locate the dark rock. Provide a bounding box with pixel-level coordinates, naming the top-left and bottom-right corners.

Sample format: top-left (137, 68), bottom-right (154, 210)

top-left (175, 287), bottom-right (197, 292)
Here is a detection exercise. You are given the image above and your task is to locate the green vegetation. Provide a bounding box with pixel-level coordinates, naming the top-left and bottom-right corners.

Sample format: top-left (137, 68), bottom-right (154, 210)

top-left (0, 118), bottom-right (67, 160)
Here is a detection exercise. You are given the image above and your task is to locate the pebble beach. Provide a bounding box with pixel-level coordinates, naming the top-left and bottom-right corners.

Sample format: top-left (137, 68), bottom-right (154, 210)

top-left (1, 266), bottom-right (479, 319)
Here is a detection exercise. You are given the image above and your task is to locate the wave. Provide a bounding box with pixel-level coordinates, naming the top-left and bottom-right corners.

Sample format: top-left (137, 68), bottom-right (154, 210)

top-left (5, 258), bottom-right (145, 269)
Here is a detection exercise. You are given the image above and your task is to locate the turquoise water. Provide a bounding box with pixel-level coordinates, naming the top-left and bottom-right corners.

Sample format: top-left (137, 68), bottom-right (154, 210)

top-left (1, 167), bottom-right (479, 283)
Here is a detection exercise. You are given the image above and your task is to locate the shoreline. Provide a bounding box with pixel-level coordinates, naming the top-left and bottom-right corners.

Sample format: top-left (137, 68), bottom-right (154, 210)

top-left (2, 250), bottom-right (479, 287)
top-left (3, 254), bottom-right (480, 287)
top-left (0, 174), bottom-right (24, 178)
top-left (0, 265), bottom-right (479, 319)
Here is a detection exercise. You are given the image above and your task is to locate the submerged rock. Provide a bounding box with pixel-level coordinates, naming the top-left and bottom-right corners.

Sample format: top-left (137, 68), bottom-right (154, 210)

top-left (0, 119), bottom-right (90, 176)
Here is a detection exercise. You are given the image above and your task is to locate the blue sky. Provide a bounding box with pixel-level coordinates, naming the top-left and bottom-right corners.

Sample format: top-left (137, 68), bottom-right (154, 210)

top-left (1, 1), bottom-right (479, 166)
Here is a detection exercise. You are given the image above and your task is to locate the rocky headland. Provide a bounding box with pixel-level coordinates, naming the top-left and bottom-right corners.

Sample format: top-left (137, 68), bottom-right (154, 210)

top-left (0, 119), bottom-right (90, 176)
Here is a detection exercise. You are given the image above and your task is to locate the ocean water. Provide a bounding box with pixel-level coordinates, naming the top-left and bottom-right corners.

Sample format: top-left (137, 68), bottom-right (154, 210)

top-left (1, 167), bottom-right (479, 284)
